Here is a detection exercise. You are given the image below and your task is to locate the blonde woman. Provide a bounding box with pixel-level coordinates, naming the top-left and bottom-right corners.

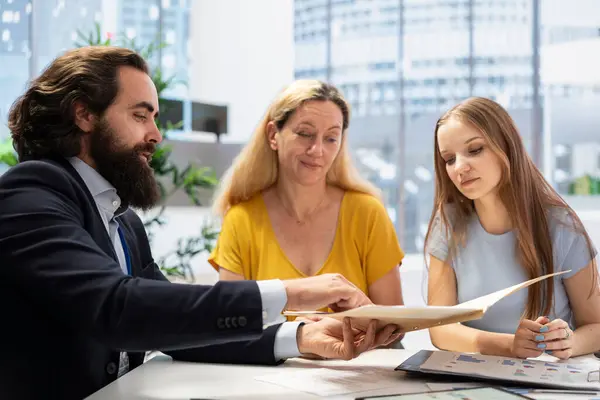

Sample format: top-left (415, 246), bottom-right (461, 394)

top-left (210, 80), bottom-right (404, 319)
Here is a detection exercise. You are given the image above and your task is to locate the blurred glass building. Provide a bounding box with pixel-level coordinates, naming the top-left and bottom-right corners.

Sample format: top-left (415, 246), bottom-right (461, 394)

top-left (117, 0), bottom-right (190, 98)
top-left (294, 0), bottom-right (600, 252)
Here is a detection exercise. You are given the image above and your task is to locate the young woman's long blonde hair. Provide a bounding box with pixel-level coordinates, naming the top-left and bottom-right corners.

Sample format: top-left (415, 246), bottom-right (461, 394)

top-left (424, 97), bottom-right (597, 319)
top-left (212, 79), bottom-right (381, 217)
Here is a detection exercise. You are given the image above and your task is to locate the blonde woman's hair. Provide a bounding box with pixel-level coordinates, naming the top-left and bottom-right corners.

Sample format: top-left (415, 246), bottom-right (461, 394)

top-left (212, 79), bottom-right (382, 217)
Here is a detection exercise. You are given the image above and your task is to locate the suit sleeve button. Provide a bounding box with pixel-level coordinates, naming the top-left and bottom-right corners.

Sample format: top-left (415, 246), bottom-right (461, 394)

top-left (106, 362), bottom-right (117, 375)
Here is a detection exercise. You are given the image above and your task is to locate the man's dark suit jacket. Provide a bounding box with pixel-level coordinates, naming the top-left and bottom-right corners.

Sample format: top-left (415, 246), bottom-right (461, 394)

top-left (0, 157), bottom-right (283, 400)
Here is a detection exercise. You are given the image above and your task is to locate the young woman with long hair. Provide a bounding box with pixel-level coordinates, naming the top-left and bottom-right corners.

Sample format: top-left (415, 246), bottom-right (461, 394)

top-left (425, 97), bottom-right (600, 360)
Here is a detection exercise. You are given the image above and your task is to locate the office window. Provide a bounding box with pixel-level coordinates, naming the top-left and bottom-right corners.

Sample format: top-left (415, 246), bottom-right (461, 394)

top-left (0, 0), bottom-right (191, 141)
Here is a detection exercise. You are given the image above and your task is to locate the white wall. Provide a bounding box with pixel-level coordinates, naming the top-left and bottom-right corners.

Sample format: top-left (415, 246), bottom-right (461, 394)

top-left (188, 0), bottom-right (295, 144)
top-left (542, 0), bottom-right (600, 27)
top-left (542, 38), bottom-right (600, 86)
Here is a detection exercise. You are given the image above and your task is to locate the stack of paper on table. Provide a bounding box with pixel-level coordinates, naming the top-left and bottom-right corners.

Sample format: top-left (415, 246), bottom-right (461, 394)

top-left (399, 350), bottom-right (600, 391)
top-left (284, 271), bottom-right (569, 332)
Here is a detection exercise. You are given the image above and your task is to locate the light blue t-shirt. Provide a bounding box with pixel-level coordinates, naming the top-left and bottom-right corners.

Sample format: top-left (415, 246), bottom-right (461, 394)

top-left (427, 206), bottom-right (597, 334)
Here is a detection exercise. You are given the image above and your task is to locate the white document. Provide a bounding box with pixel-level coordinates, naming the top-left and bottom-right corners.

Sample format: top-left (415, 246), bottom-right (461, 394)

top-left (420, 351), bottom-right (600, 391)
top-left (284, 271), bottom-right (569, 333)
top-left (255, 367), bottom-right (399, 396)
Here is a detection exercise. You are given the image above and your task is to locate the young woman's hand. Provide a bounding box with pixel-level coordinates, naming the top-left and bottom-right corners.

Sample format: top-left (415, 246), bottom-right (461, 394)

top-left (511, 316), bottom-right (550, 359)
top-left (538, 318), bottom-right (574, 360)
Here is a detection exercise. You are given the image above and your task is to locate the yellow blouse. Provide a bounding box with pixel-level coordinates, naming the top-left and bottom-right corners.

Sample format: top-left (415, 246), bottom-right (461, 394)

top-left (209, 191), bottom-right (404, 301)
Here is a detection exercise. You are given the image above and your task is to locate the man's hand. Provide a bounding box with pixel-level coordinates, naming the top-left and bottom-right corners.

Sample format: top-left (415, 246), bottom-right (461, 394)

top-left (296, 317), bottom-right (401, 360)
top-left (282, 273), bottom-right (372, 312)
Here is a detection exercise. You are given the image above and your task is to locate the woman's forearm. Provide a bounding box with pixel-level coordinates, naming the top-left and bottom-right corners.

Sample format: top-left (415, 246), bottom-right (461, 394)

top-left (430, 323), bottom-right (514, 357)
top-left (572, 323), bottom-right (600, 356)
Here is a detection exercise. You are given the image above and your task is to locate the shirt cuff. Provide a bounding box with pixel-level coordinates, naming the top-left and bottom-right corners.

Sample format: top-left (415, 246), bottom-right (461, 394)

top-left (256, 279), bottom-right (288, 326)
top-left (273, 321), bottom-right (303, 360)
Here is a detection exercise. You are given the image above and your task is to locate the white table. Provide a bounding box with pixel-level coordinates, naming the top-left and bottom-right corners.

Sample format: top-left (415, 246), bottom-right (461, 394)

top-left (85, 349), bottom-right (600, 400)
top-left (85, 349), bottom-right (431, 399)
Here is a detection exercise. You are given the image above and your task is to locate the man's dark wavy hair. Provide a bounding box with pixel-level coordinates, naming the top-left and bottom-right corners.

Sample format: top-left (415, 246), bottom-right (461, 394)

top-left (8, 46), bottom-right (149, 161)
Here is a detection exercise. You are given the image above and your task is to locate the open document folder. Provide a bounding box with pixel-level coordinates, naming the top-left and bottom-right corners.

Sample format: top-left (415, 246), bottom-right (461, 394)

top-left (283, 270), bottom-right (569, 332)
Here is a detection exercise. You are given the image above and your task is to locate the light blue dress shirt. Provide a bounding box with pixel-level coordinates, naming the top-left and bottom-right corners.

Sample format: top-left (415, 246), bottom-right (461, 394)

top-left (68, 157), bottom-right (302, 375)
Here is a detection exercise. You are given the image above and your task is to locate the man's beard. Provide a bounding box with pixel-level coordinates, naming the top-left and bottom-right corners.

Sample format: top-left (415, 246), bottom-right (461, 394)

top-left (89, 119), bottom-right (161, 210)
